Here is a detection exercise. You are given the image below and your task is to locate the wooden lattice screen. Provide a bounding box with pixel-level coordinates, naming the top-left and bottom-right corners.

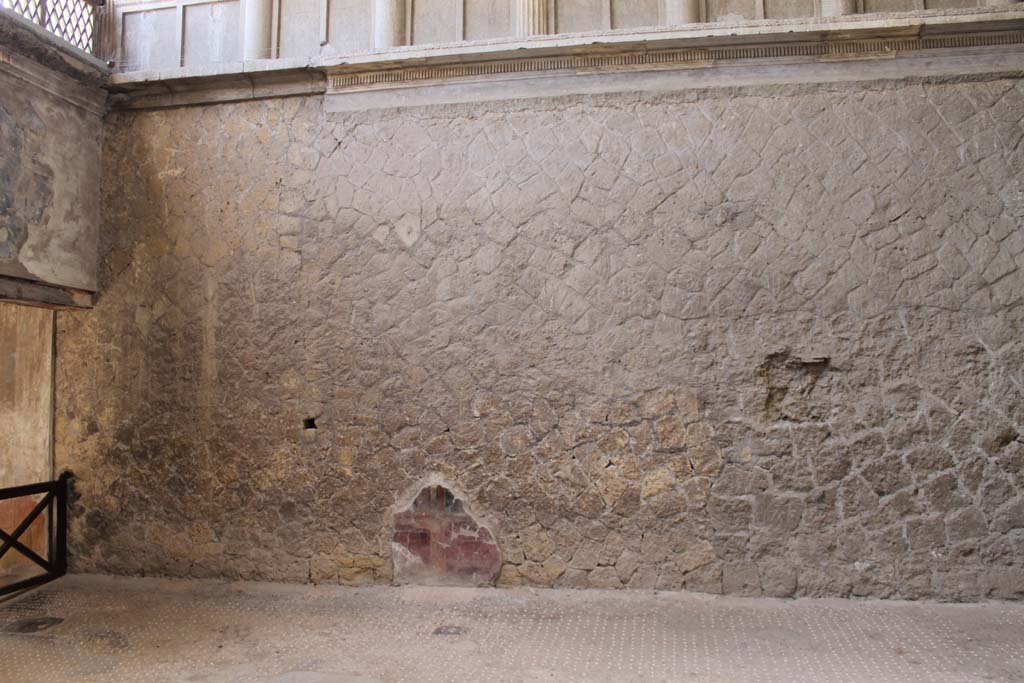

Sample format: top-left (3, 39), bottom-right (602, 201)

top-left (2, 0), bottom-right (100, 53)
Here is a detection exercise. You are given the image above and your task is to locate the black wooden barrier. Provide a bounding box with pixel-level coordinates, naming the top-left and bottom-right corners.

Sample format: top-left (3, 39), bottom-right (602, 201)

top-left (0, 472), bottom-right (70, 597)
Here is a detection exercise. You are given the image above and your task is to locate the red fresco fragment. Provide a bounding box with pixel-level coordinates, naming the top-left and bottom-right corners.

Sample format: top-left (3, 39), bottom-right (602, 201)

top-left (391, 485), bottom-right (501, 586)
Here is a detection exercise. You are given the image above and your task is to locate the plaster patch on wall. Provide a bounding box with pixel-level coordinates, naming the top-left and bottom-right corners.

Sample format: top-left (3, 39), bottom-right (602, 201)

top-left (757, 350), bottom-right (834, 423)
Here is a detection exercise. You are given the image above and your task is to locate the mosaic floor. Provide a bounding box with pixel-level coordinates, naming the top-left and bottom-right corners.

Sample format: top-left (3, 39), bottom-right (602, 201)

top-left (1, 574), bottom-right (1023, 682)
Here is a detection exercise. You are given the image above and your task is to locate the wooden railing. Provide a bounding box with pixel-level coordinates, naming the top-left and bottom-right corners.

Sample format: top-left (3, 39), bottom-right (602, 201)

top-left (0, 473), bottom-right (70, 598)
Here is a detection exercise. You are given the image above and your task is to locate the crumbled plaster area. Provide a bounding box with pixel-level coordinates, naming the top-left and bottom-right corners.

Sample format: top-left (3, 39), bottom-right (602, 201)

top-left (56, 77), bottom-right (1024, 600)
top-left (0, 66), bottom-right (102, 291)
top-left (0, 97), bottom-right (53, 277)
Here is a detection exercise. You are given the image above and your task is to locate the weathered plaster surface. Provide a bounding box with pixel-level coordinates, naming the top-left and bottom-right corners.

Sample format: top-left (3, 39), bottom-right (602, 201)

top-left (0, 302), bottom-right (53, 576)
top-left (57, 77), bottom-right (1024, 599)
top-left (1, 302), bottom-right (53, 486)
top-left (0, 67), bottom-right (102, 292)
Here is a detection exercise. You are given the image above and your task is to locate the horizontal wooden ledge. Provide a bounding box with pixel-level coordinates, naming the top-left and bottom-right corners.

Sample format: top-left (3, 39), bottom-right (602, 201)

top-left (0, 276), bottom-right (96, 310)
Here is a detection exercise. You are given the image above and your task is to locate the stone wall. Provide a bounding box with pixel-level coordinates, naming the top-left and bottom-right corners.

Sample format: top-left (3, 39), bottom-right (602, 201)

top-left (56, 75), bottom-right (1024, 599)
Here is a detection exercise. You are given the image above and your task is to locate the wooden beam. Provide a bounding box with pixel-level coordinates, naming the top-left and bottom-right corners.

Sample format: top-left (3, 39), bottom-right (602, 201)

top-left (0, 276), bottom-right (94, 310)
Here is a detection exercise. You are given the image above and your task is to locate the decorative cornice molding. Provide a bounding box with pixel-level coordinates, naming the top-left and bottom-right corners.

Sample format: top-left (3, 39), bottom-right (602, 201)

top-left (105, 9), bottom-right (1024, 111)
top-left (0, 8), bottom-right (109, 85)
top-left (0, 44), bottom-right (108, 116)
top-left (326, 31), bottom-right (1024, 93)
top-left (0, 9), bottom-right (108, 115)
top-left (108, 68), bottom-right (327, 110)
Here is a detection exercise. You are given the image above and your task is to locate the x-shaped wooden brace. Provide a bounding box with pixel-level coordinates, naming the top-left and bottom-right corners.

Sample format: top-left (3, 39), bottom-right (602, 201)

top-left (0, 492), bottom-right (53, 572)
